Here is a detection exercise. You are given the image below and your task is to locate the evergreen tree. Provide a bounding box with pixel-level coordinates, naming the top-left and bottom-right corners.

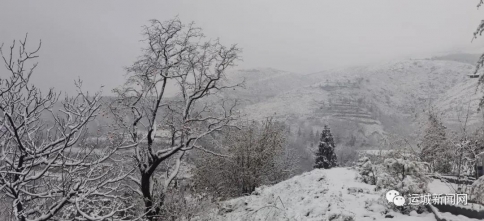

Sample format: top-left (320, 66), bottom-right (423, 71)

top-left (314, 125), bottom-right (338, 169)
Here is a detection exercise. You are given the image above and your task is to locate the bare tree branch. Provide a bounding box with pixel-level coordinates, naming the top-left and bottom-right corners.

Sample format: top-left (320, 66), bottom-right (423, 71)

top-left (111, 17), bottom-right (242, 220)
top-left (0, 36), bottom-right (132, 221)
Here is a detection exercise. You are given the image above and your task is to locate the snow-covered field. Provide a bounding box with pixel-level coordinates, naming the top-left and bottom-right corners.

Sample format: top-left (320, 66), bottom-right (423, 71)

top-left (198, 168), bottom-right (437, 221)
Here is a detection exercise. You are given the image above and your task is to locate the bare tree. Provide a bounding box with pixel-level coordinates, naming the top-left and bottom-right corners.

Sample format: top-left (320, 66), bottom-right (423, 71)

top-left (418, 110), bottom-right (452, 173)
top-left (193, 119), bottom-right (291, 199)
top-left (473, 1), bottom-right (484, 108)
top-left (110, 18), bottom-right (242, 220)
top-left (0, 35), bottom-right (134, 221)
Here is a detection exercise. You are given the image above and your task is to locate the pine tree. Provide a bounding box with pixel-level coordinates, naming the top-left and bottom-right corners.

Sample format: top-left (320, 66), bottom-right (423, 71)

top-left (314, 125), bottom-right (338, 169)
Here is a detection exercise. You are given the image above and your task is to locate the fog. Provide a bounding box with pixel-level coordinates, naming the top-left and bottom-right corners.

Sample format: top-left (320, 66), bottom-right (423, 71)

top-left (1, 0), bottom-right (483, 94)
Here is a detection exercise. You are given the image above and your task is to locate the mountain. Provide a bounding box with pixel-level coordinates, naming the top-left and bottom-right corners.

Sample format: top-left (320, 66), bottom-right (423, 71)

top-left (42, 56), bottom-right (484, 149)
top-left (226, 56), bottom-right (484, 149)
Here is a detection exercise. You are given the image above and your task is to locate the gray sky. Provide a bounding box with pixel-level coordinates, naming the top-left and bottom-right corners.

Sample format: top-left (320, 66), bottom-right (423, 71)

top-left (1, 0), bottom-right (483, 95)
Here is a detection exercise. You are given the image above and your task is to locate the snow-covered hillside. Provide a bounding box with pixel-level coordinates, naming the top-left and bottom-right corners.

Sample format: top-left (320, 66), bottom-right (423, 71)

top-left (226, 57), bottom-right (484, 148)
top-left (197, 168), bottom-right (436, 221)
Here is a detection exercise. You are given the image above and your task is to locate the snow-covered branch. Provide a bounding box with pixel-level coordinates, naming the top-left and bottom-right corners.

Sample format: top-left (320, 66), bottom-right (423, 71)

top-left (110, 17), bottom-right (242, 220)
top-left (0, 36), bottom-right (132, 221)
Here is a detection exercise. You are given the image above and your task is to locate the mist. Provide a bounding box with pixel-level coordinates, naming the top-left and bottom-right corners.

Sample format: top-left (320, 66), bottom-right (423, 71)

top-left (1, 0), bottom-right (483, 94)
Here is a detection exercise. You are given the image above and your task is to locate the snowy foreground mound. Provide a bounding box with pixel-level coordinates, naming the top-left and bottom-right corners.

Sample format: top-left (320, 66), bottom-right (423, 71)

top-left (197, 168), bottom-right (436, 221)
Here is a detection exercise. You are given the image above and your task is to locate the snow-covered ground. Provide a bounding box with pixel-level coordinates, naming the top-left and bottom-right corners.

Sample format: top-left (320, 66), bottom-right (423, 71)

top-left (197, 168), bottom-right (437, 221)
top-left (428, 179), bottom-right (461, 195)
top-left (428, 179), bottom-right (484, 213)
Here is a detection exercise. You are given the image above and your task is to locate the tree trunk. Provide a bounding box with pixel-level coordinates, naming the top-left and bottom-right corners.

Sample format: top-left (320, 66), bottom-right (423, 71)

top-left (141, 173), bottom-right (161, 220)
top-left (457, 150), bottom-right (464, 193)
top-left (14, 197), bottom-right (26, 221)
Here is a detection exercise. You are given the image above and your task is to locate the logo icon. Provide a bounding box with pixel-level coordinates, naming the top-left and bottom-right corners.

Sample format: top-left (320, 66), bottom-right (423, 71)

top-left (386, 190), bottom-right (400, 203)
top-left (386, 190), bottom-right (405, 206)
top-left (393, 195), bottom-right (406, 206)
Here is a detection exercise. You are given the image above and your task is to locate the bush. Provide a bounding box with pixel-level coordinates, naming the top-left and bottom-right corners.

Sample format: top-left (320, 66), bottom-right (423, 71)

top-left (160, 188), bottom-right (214, 221)
top-left (469, 176), bottom-right (484, 204)
top-left (355, 156), bottom-right (378, 185)
top-left (355, 155), bottom-right (431, 214)
top-left (192, 119), bottom-right (292, 199)
top-left (376, 158), bottom-right (431, 214)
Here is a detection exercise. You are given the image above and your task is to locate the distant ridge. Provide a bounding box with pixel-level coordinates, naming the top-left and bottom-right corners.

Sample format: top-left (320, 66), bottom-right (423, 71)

top-left (430, 53), bottom-right (481, 65)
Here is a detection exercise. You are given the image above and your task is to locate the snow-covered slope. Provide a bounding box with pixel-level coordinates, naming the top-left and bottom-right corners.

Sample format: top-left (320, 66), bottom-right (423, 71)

top-left (434, 79), bottom-right (483, 130)
top-left (226, 58), bottom-right (484, 148)
top-left (198, 168), bottom-right (436, 221)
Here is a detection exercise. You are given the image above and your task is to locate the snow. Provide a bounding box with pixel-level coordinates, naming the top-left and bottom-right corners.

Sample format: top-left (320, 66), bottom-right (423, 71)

top-left (427, 179), bottom-right (481, 210)
top-left (359, 149), bottom-right (394, 155)
top-left (426, 179), bottom-right (484, 220)
top-left (231, 60), bottom-right (482, 149)
top-left (199, 168), bottom-right (437, 221)
top-left (428, 179), bottom-right (460, 194)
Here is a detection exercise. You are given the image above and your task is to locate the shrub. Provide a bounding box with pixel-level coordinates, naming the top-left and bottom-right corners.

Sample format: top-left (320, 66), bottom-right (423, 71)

top-left (469, 176), bottom-right (484, 204)
top-left (355, 155), bottom-right (431, 214)
top-left (160, 188), bottom-right (214, 221)
top-left (192, 119), bottom-right (292, 199)
top-left (355, 156), bottom-right (378, 185)
top-left (376, 158), bottom-right (431, 214)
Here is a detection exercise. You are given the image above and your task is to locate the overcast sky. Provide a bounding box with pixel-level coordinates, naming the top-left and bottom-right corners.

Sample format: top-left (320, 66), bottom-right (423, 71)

top-left (1, 0), bottom-right (484, 95)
